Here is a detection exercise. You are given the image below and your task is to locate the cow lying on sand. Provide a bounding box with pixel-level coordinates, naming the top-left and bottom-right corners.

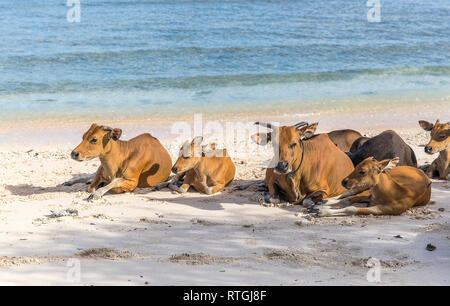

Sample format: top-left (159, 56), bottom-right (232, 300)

top-left (346, 130), bottom-right (417, 167)
top-left (316, 157), bottom-right (431, 216)
top-left (69, 124), bottom-right (172, 200)
top-left (254, 122), bottom-right (354, 206)
top-left (419, 120), bottom-right (450, 180)
top-left (169, 137), bottom-right (235, 194)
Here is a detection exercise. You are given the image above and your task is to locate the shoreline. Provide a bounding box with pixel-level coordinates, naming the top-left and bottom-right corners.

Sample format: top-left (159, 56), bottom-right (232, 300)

top-left (1, 102), bottom-right (449, 147)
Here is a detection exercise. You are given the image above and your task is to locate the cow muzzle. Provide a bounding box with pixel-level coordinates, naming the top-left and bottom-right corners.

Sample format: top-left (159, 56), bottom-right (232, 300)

top-left (341, 178), bottom-right (350, 189)
top-left (71, 150), bottom-right (81, 161)
top-left (424, 146), bottom-right (433, 154)
top-left (275, 162), bottom-right (289, 174)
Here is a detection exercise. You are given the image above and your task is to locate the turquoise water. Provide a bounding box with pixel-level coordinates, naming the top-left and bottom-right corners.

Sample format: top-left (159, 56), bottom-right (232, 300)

top-left (0, 0), bottom-right (449, 119)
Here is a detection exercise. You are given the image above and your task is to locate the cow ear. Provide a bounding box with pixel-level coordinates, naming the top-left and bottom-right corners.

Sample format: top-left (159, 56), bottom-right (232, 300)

top-left (192, 136), bottom-right (203, 145)
top-left (419, 120), bottom-right (434, 131)
top-left (202, 142), bottom-right (215, 154)
top-left (304, 122), bottom-right (318, 138)
top-left (111, 128), bottom-right (122, 141)
top-left (251, 132), bottom-right (271, 145)
top-left (297, 122), bottom-right (318, 139)
top-left (378, 157), bottom-right (400, 172)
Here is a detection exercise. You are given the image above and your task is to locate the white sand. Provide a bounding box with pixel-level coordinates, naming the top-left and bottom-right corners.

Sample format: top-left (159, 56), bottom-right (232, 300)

top-left (0, 107), bottom-right (449, 285)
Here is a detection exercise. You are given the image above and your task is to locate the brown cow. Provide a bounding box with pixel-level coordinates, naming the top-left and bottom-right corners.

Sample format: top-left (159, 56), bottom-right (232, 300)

top-left (170, 136), bottom-right (235, 194)
top-left (70, 124), bottom-right (172, 200)
top-left (257, 122), bottom-right (354, 206)
top-left (317, 157), bottom-right (431, 216)
top-left (419, 120), bottom-right (450, 180)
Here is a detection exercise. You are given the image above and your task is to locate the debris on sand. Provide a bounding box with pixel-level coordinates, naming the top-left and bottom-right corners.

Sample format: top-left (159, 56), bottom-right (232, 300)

top-left (426, 244), bottom-right (436, 251)
top-left (264, 249), bottom-right (319, 265)
top-left (49, 208), bottom-right (78, 218)
top-left (168, 252), bottom-right (236, 265)
top-left (139, 217), bottom-right (168, 225)
top-left (350, 257), bottom-right (415, 269)
top-left (75, 248), bottom-right (145, 260)
top-left (0, 255), bottom-right (62, 267)
top-left (294, 217), bottom-right (312, 226)
top-left (191, 218), bottom-right (224, 226)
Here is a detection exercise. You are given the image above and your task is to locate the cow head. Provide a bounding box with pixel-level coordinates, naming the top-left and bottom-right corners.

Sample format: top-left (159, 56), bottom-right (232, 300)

top-left (252, 121), bottom-right (318, 174)
top-left (251, 121), bottom-right (318, 146)
top-left (419, 120), bottom-right (450, 154)
top-left (341, 156), bottom-right (399, 192)
top-left (71, 123), bottom-right (122, 161)
top-left (172, 136), bottom-right (218, 174)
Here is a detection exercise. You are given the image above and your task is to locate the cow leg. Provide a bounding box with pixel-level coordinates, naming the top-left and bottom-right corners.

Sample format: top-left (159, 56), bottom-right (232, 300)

top-left (87, 177), bottom-right (138, 201)
top-left (205, 183), bottom-right (225, 194)
top-left (267, 183), bottom-right (282, 204)
top-left (87, 166), bottom-right (106, 193)
top-left (170, 172), bottom-right (193, 194)
top-left (169, 182), bottom-right (190, 193)
top-left (154, 173), bottom-right (185, 191)
top-left (302, 190), bottom-right (328, 208)
top-left (232, 180), bottom-right (265, 191)
top-left (63, 173), bottom-right (96, 186)
top-left (317, 204), bottom-right (395, 217)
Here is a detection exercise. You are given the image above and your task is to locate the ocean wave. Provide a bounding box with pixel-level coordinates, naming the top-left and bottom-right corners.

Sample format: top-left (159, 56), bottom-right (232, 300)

top-left (0, 66), bottom-right (448, 95)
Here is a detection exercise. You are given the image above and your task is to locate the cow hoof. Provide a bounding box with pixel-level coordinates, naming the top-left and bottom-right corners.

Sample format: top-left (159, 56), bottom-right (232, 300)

top-left (86, 193), bottom-right (101, 201)
top-left (302, 198), bottom-right (315, 208)
top-left (316, 207), bottom-right (331, 217)
top-left (204, 187), bottom-right (213, 195)
top-left (269, 197), bottom-right (281, 204)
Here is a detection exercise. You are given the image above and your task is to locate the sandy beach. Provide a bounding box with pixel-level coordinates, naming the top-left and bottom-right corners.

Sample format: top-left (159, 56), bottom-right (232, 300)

top-left (0, 105), bottom-right (449, 285)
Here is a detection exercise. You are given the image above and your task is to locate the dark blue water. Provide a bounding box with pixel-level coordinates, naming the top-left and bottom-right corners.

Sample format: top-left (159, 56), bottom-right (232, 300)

top-left (0, 0), bottom-right (449, 119)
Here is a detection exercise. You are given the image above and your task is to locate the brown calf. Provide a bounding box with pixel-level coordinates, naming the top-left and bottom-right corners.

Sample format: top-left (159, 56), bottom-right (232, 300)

top-left (317, 157), bottom-right (431, 216)
top-left (419, 120), bottom-right (450, 180)
top-left (70, 124), bottom-right (172, 200)
top-left (170, 136), bottom-right (235, 194)
top-left (258, 122), bottom-right (354, 206)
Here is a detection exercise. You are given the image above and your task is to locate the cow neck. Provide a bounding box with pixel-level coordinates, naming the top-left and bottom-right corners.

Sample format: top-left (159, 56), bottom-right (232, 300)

top-left (99, 140), bottom-right (127, 174)
top-left (377, 170), bottom-right (402, 194)
top-left (287, 138), bottom-right (306, 179)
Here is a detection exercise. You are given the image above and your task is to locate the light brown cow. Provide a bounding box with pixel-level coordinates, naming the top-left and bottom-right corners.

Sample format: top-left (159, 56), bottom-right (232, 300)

top-left (257, 122), bottom-right (354, 206)
top-left (317, 157), bottom-right (431, 216)
top-left (419, 120), bottom-right (450, 180)
top-left (170, 136), bottom-right (235, 194)
top-left (70, 124), bottom-right (172, 200)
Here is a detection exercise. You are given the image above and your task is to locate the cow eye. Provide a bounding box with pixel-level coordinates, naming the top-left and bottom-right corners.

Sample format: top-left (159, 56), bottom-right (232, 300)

top-left (289, 143), bottom-right (297, 149)
top-left (359, 170), bottom-right (366, 176)
top-left (90, 138), bottom-right (98, 144)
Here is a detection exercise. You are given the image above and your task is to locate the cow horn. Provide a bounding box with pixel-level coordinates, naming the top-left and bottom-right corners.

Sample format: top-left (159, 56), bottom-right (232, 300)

top-left (294, 122), bottom-right (308, 129)
top-left (254, 122), bottom-right (277, 130)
